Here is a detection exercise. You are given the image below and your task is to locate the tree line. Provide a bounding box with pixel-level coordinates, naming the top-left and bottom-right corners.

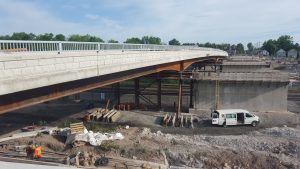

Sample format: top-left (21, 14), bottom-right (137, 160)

top-left (0, 32), bottom-right (299, 56)
top-left (0, 32), bottom-right (105, 42)
top-left (261, 35), bottom-right (299, 55)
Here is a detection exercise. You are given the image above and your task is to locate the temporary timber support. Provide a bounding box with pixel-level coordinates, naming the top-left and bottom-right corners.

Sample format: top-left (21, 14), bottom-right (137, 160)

top-left (157, 77), bottom-right (162, 110)
top-left (114, 83), bottom-right (120, 105)
top-left (134, 78), bottom-right (140, 107)
top-left (176, 61), bottom-right (184, 119)
top-left (177, 76), bottom-right (183, 118)
top-left (189, 80), bottom-right (193, 108)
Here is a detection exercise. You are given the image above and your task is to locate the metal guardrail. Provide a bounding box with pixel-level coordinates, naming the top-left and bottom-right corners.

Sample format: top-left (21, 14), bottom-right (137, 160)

top-left (0, 40), bottom-right (224, 53)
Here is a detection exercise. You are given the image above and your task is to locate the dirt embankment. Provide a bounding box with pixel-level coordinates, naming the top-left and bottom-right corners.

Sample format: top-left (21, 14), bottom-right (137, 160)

top-left (139, 126), bottom-right (300, 169)
top-left (0, 125), bottom-right (299, 169)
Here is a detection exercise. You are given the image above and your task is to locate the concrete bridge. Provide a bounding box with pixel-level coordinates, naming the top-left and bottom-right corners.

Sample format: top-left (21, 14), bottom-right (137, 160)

top-left (0, 40), bottom-right (227, 113)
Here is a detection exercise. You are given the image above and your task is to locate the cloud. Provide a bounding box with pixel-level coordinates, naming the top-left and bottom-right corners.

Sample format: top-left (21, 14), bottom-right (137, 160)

top-left (85, 14), bottom-right (100, 20)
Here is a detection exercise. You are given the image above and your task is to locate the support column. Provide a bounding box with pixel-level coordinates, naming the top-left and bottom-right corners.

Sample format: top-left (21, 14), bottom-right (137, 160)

top-left (176, 74), bottom-right (182, 119)
top-left (157, 78), bottom-right (162, 110)
top-left (189, 80), bottom-right (194, 108)
top-left (74, 93), bottom-right (80, 100)
top-left (134, 78), bottom-right (140, 107)
top-left (115, 82), bottom-right (120, 105)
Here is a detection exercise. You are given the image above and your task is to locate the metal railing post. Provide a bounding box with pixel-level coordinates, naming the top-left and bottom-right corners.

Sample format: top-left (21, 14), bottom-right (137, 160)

top-left (97, 43), bottom-right (100, 53)
top-left (58, 42), bottom-right (62, 54)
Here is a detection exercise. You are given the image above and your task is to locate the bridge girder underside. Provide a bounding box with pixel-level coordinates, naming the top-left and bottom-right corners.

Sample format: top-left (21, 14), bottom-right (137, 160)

top-left (0, 56), bottom-right (224, 114)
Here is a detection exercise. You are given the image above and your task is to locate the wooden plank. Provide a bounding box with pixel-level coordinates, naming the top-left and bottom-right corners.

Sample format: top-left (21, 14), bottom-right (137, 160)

top-left (70, 122), bottom-right (84, 134)
top-left (103, 109), bottom-right (114, 119)
top-left (107, 110), bottom-right (117, 119)
top-left (96, 113), bottom-right (104, 121)
top-left (111, 111), bottom-right (121, 122)
top-left (191, 116), bottom-right (194, 128)
top-left (172, 115), bottom-right (176, 127)
top-left (181, 115), bottom-right (184, 127)
top-left (105, 99), bottom-right (110, 113)
top-left (105, 110), bottom-right (116, 122)
top-left (165, 115), bottom-right (171, 126)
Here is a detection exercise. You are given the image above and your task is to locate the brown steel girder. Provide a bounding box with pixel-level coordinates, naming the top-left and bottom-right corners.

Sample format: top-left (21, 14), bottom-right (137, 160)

top-left (0, 56), bottom-right (224, 114)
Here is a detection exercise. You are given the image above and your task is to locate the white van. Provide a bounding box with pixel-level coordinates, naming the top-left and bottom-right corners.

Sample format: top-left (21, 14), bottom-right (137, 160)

top-left (211, 109), bottom-right (259, 127)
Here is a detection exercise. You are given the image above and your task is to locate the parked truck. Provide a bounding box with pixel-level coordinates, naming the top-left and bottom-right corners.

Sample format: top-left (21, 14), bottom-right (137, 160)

top-left (211, 109), bottom-right (259, 127)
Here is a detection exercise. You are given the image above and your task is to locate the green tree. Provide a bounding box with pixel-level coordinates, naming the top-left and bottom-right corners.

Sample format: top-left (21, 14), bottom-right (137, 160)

top-left (69, 34), bottom-right (104, 42)
top-left (277, 35), bottom-right (294, 51)
top-left (36, 33), bottom-right (54, 41)
top-left (262, 39), bottom-right (278, 56)
top-left (0, 35), bottom-right (11, 40)
top-left (204, 42), bottom-right (211, 48)
top-left (53, 34), bottom-right (66, 41)
top-left (10, 32), bottom-right (36, 40)
top-left (124, 37), bottom-right (142, 44)
top-left (107, 39), bottom-right (119, 43)
top-left (219, 44), bottom-right (231, 51)
top-left (141, 36), bottom-right (161, 44)
top-left (236, 43), bottom-right (245, 54)
top-left (295, 43), bottom-right (300, 51)
top-left (89, 36), bottom-right (104, 42)
top-left (247, 42), bottom-right (254, 53)
top-left (169, 38), bottom-right (180, 45)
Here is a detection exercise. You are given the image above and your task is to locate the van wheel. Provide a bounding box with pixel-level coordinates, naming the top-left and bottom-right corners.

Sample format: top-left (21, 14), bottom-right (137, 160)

top-left (251, 121), bottom-right (257, 127)
top-left (222, 122), bottom-right (227, 128)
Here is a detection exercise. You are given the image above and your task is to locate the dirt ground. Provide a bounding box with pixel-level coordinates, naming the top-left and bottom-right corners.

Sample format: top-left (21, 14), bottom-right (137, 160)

top-left (0, 125), bottom-right (299, 169)
top-left (0, 84), bottom-right (300, 168)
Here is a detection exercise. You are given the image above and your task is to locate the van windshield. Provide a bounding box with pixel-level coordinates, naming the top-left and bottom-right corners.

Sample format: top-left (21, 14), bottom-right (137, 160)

top-left (246, 113), bottom-right (253, 117)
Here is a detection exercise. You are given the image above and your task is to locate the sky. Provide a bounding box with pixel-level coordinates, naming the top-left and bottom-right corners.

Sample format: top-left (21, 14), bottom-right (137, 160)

top-left (0, 0), bottom-right (300, 45)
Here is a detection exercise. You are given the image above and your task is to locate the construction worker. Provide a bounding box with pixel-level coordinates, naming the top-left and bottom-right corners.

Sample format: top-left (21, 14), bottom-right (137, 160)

top-left (26, 144), bottom-right (35, 159)
top-left (33, 143), bottom-right (42, 159)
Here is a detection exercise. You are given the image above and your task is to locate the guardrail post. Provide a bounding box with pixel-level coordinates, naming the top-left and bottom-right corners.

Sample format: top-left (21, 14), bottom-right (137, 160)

top-left (58, 42), bottom-right (62, 54)
top-left (97, 43), bottom-right (100, 53)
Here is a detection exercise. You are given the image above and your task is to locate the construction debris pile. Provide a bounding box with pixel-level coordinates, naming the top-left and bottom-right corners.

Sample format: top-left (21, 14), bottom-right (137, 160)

top-left (0, 121), bottom-right (126, 168)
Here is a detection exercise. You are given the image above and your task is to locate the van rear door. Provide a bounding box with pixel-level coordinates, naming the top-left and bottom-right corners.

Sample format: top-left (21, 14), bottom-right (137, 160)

top-left (225, 113), bottom-right (237, 125)
top-left (212, 112), bottom-right (219, 124)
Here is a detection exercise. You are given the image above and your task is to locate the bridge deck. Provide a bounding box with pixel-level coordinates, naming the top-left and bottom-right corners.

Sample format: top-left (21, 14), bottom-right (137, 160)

top-left (0, 40), bottom-right (227, 113)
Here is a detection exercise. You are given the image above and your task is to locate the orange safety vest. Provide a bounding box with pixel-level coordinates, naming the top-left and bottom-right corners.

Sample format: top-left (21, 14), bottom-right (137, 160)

top-left (34, 146), bottom-right (42, 158)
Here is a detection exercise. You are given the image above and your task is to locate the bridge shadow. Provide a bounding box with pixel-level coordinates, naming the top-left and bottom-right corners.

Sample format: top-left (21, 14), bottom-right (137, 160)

top-left (0, 99), bottom-right (87, 136)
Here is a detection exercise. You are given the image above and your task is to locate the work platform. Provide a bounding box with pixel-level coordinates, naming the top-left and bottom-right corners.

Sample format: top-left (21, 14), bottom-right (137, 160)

top-left (193, 71), bottom-right (289, 82)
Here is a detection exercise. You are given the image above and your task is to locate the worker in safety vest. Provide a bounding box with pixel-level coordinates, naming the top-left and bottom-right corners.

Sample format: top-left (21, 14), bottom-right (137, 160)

top-left (34, 143), bottom-right (42, 159)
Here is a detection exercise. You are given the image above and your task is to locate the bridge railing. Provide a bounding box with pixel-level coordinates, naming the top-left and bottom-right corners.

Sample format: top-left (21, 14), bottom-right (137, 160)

top-left (0, 40), bottom-right (223, 53)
